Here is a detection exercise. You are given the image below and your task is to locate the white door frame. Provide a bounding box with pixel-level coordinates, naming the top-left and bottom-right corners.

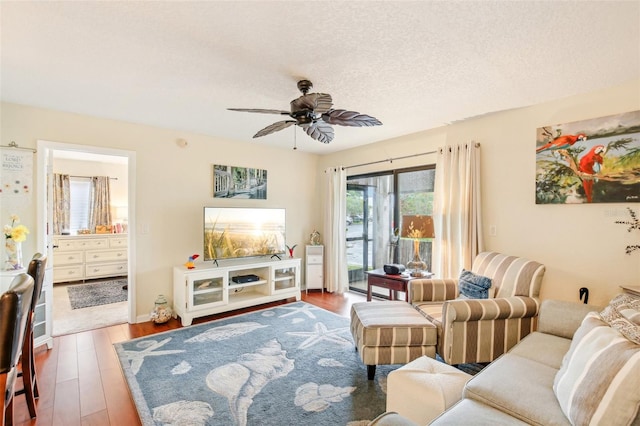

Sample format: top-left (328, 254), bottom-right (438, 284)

top-left (36, 140), bottom-right (137, 325)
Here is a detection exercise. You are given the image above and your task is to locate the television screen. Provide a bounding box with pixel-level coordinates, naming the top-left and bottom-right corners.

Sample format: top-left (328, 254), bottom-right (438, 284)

top-left (204, 207), bottom-right (286, 261)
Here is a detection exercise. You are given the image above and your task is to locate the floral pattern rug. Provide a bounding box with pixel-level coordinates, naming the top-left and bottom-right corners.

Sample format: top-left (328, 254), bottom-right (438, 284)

top-left (114, 302), bottom-right (394, 426)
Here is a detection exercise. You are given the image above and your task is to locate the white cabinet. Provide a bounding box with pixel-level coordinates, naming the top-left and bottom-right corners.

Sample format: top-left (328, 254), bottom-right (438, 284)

top-left (53, 234), bottom-right (128, 283)
top-left (305, 245), bottom-right (324, 292)
top-left (173, 257), bottom-right (301, 326)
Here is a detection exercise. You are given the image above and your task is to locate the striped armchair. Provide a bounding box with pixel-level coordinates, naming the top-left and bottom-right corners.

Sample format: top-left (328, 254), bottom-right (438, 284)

top-left (409, 252), bottom-right (545, 365)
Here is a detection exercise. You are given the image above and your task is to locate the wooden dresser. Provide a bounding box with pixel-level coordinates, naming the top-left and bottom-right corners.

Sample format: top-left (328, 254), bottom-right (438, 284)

top-left (53, 234), bottom-right (128, 283)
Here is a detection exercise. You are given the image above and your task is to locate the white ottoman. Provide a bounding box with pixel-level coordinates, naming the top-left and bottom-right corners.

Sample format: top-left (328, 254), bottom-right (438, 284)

top-left (387, 356), bottom-right (471, 425)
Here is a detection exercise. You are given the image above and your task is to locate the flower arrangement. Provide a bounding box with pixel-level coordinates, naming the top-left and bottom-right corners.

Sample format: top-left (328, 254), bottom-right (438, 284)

top-left (4, 214), bottom-right (29, 242)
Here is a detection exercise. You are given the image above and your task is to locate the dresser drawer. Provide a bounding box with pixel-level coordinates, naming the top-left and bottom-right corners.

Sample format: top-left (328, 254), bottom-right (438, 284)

top-left (85, 262), bottom-right (127, 278)
top-left (85, 249), bottom-right (127, 263)
top-left (53, 266), bottom-right (83, 283)
top-left (307, 255), bottom-right (323, 264)
top-left (109, 237), bottom-right (127, 248)
top-left (56, 238), bottom-right (109, 251)
top-left (53, 251), bottom-right (83, 265)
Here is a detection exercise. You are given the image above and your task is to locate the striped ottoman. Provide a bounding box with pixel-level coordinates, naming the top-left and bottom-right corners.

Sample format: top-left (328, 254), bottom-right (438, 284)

top-left (350, 301), bottom-right (437, 380)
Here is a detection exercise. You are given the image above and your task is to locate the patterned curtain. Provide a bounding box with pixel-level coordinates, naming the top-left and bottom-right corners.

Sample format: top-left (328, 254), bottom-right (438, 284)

top-left (89, 176), bottom-right (112, 232)
top-left (52, 173), bottom-right (70, 234)
top-left (432, 143), bottom-right (483, 278)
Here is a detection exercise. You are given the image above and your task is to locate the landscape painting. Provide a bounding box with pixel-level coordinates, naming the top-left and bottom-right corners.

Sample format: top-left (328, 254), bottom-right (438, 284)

top-left (213, 164), bottom-right (267, 199)
top-left (535, 110), bottom-right (640, 204)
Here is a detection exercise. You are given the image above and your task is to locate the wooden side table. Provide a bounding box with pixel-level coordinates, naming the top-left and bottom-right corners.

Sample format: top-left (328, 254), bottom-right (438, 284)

top-left (366, 269), bottom-right (417, 302)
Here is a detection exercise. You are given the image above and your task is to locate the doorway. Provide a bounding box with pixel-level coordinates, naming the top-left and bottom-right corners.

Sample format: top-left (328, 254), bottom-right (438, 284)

top-left (37, 140), bottom-right (136, 336)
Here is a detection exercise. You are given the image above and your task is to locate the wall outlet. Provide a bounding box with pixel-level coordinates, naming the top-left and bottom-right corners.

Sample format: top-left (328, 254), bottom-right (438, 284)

top-left (489, 225), bottom-right (497, 236)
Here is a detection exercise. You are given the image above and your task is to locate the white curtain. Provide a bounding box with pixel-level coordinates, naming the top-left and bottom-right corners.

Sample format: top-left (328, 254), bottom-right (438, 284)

top-left (432, 143), bottom-right (483, 278)
top-left (324, 167), bottom-right (348, 293)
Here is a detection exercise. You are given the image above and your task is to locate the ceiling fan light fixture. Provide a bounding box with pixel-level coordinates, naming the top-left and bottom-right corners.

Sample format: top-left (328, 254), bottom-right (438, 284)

top-left (228, 79), bottom-right (381, 145)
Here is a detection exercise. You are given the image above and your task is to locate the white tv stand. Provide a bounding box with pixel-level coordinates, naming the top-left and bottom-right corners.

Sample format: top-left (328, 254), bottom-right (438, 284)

top-left (173, 257), bottom-right (301, 326)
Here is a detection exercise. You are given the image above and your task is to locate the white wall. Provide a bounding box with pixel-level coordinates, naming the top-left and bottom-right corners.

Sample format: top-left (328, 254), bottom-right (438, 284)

top-left (1, 103), bottom-right (319, 318)
top-left (318, 79), bottom-right (640, 307)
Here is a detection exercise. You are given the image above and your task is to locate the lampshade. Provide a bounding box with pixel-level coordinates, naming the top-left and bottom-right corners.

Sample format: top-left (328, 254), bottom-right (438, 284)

top-left (400, 215), bottom-right (435, 239)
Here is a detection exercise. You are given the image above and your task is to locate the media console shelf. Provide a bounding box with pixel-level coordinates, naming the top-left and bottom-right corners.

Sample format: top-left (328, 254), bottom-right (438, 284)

top-left (173, 257), bottom-right (301, 326)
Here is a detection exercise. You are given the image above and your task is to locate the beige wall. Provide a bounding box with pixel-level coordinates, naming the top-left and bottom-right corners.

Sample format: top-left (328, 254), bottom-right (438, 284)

top-left (319, 78), bottom-right (640, 307)
top-left (2, 78), bottom-right (639, 317)
top-left (1, 103), bottom-right (320, 319)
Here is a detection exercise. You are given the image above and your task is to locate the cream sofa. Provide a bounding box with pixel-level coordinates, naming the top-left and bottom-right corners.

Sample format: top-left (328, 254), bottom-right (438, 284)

top-left (372, 298), bottom-right (640, 425)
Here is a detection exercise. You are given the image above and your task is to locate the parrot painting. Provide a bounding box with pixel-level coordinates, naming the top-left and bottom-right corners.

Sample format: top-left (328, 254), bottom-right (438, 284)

top-left (185, 254), bottom-right (199, 269)
top-left (536, 133), bottom-right (587, 153)
top-left (578, 145), bottom-right (606, 203)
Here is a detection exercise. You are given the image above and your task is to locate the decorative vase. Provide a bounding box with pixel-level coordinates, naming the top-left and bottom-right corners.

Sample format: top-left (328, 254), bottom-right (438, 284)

top-left (150, 294), bottom-right (173, 324)
top-left (5, 238), bottom-right (23, 271)
top-left (406, 238), bottom-right (427, 277)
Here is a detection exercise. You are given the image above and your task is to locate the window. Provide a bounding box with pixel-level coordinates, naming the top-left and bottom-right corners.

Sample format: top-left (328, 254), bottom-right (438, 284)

top-left (346, 165), bottom-right (435, 295)
top-left (69, 177), bottom-right (91, 232)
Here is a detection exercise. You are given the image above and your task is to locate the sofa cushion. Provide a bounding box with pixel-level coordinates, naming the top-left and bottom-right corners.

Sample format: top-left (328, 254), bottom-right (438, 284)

top-left (508, 331), bottom-right (572, 370)
top-left (430, 398), bottom-right (531, 426)
top-left (553, 311), bottom-right (640, 426)
top-left (458, 269), bottom-right (492, 299)
top-left (464, 353), bottom-right (571, 425)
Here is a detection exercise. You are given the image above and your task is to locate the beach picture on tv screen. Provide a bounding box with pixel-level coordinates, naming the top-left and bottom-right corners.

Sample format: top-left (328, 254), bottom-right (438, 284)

top-left (204, 207), bottom-right (285, 260)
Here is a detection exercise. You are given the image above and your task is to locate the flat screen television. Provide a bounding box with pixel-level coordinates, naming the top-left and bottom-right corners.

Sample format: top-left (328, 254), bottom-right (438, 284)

top-left (203, 207), bottom-right (286, 261)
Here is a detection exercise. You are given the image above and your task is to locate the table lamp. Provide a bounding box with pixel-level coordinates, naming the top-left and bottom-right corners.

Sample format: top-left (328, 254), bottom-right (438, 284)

top-left (401, 215), bottom-right (434, 277)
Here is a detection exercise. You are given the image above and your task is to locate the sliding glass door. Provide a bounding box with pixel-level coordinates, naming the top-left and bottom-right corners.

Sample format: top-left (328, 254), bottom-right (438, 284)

top-left (346, 166), bottom-right (435, 297)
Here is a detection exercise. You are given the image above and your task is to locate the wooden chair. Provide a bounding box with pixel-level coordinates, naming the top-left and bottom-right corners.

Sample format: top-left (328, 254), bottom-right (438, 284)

top-left (14, 253), bottom-right (47, 419)
top-left (1, 273), bottom-right (35, 426)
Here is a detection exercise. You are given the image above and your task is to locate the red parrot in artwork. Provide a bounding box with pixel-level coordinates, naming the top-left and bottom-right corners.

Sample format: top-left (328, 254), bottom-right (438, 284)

top-left (536, 133), bottom-right (587, 153)
top-left (578, 145), bottom-right (606, 203)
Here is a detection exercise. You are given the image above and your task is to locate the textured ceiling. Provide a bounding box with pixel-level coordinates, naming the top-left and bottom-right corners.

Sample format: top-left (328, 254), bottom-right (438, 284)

top-left (1, 1), bottom-right (639, 154)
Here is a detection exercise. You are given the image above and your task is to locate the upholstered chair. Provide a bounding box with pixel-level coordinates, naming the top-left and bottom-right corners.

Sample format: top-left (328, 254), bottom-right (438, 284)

top-left (15, 253), bottom-right (47, 419)
top-left (1, 273), bottom-right (35, 426)
top-left (408, 252), bottom-right (545, 365)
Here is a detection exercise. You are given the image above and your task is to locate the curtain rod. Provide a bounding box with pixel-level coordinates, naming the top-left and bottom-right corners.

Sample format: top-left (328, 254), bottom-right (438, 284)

top-left (69, 175), bottom-right (118, 180)
top-left (0, 141), bottom-right (37, 153)
top-left (344, 150), bottom-right (437, 170)
top-left (343, 142), bottom-right (481, 170)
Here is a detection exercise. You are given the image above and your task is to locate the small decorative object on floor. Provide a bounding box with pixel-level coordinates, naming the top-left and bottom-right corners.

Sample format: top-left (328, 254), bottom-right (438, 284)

top-left (184, 253), bottom-right (199, 269)
top-left (150, 294), bottom-right (172, 324)
top-left (309, 230), bottom-right (321, 245)
top-left (4, 214), bottom-right (29, 270)
top-left (286, 244), bottom-right (297, 258)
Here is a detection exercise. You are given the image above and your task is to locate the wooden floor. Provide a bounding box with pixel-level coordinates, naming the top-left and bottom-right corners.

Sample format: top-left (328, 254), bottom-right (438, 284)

top-left (11, 290), bottom-right (367, 426)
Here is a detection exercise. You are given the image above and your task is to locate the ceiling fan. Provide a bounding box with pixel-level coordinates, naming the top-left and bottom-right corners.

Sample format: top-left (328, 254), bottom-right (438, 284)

top-left (228, 80), bottom-right (382, 144)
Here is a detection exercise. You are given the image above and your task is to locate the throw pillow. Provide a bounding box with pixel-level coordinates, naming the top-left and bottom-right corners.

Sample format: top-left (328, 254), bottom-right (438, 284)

top-left (599, 294), bottom-right (640, 343)
top-left (457, 269), bottom-right (492, 299)
top-left (553, 312), bottom-right (640, 426)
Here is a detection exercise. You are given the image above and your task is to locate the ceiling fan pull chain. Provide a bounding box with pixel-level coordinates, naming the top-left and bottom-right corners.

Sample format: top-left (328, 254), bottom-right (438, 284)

top-left (293, 125), bottom-right (297, 150)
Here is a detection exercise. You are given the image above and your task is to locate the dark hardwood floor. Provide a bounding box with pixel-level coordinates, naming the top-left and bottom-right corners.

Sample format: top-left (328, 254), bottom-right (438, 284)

top-left (12, 290), bottom-right (367, 426)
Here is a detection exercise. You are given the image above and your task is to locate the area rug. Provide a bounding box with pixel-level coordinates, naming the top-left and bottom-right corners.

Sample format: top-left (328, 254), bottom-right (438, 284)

top-left (67, 279), bottom-right (128, 309)
top-left (114, 302), bottom-right (397, 426)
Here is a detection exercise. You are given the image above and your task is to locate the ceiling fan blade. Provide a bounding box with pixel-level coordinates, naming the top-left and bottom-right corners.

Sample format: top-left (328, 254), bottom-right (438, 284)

top-left (290, 93), bottom-right (333, 114)
top-left (304, 121), bottom-right (334, 144)
top-left (321, 109), bottom-right (382, 127)
top-left (228, 108), bottom-right (290, 115)
top-left (253, 120), bottom-right (296, 138)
